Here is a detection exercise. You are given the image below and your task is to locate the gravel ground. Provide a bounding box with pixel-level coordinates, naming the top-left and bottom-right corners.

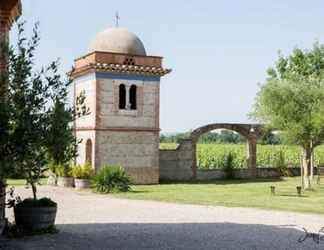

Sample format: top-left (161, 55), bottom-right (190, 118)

top-left (1, 186), bottom-right (324, 250)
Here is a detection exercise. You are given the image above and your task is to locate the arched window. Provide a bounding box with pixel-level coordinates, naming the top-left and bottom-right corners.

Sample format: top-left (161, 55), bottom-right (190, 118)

top-left (130, 85), bottom-right (137, 110)
top-left (119, 84), bottom-right (126, 109)
top-left (85, 139), bottom-right (92, 165)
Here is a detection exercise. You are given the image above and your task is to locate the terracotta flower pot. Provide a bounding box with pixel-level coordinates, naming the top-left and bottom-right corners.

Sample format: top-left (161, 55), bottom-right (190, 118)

top-left (74, 179), bottom-right (90, 189)
top-left (57, 177), bottom-right (74, 188)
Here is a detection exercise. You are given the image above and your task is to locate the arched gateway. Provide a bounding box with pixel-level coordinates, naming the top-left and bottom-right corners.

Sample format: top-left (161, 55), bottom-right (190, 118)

top-left (190, 123), bottom-right (263, 178)
top-left (159, 123), bottom-right (264, 181)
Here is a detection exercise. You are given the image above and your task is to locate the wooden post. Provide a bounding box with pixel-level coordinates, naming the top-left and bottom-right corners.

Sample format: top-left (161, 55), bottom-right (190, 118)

top-left (247, 135), bottom-right (257, 178)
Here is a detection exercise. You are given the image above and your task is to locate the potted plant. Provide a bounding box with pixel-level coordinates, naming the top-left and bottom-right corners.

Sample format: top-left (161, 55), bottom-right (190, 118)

top-left (56, 164), bottom-right (74, 188)
top-left (71, 162), bottom-right (94, 189)
top-left (9, 195), bottom-right (57, 232)
top-left (2, 20), bottom-right (88, 232)
top-left (47, 161), bottom-right (58, 186)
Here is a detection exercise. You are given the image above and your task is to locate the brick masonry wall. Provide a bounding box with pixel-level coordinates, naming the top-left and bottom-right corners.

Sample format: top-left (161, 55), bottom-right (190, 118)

top-left (159, 140), bottom-right (304, 181)
top-left (97, 78), bottom-right (159, 129)
top-left (159, 140), bottom-right (195, 181)
top-left (74, 78), bottom-right (97, 129)
top-left (75, 130), bottom-right (96, 169)
top-left (96, 130), bottom-right (159, 184)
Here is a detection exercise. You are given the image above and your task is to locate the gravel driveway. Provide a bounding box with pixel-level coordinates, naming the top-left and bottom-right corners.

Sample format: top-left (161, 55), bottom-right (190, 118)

top-left (2, 186), bottom-right (324, 250)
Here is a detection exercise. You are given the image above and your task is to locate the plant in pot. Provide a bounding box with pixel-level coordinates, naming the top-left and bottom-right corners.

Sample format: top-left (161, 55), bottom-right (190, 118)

top-left (71, 162), bottom-right (94, 189)
top-left (56, 164), bottom-right (74, 188)
top-left (47, 161), bottom-right (58, 186)
top-left (5, 22), bottom-right (62, 231)
top-left (2, 20), bottom-right (88, 233)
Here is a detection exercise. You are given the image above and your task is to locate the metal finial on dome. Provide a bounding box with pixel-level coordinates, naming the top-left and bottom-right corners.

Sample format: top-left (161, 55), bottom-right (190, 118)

top-left (115, 11), bottom-right (120, 28)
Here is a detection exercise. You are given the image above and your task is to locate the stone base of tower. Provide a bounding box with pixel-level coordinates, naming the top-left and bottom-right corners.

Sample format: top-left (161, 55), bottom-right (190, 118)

top-left (76, 129), bottom-right (160, 184)
top-left (124, 167), bottom-right (159, 184)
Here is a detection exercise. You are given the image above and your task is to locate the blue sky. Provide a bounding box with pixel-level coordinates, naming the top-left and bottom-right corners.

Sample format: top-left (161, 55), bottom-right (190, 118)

top-left (14, 0), bottom-right (324, 133)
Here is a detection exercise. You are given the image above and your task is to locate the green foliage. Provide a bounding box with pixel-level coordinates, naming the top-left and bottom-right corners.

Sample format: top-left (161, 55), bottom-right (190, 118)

top-left (55, 163), bottom-right (72, 177)
top-left (223, 152), bottom-right (235, 179)
top-left (253, 43), bottom-right (324, 149)
top-left (160, 131), bottom-right (191, 144)
top-left (160, 130), bottom-right (246, 144)
top-left (258, 130), bottom-right (281, 145)
top-left (0, 22), bottom-right (88, 199)
top-left (252, 42), bottom-right (324, 188)
top-left (16, 197), bottom-right (57, 208)
top-left (71, 162), bottom-right (94, 179)
top-left (273, 150), bottom-right (288, 176)
top-left (91, 166), bottom-right (131, 193)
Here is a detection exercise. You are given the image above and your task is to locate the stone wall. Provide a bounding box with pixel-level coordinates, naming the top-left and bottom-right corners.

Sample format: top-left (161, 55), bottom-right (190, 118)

top-left (196, 168), bottom-right (281, 180)
top-left (96, 130), bottom-right (159, 184)
top-left (159, 139), bottom-right (195, 181)
top-left (97, 77), bottom-right (159, 129)
top-left (159, 139), bottom-right (305, 181)
top-left (74, 75), bottom-right (97, 128)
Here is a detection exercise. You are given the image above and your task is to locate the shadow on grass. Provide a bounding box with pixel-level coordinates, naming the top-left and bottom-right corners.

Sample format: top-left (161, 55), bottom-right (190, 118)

top-left (2, 222), bottom-right (323, 250)
top-left (276, 194), bottom-right (309, 198)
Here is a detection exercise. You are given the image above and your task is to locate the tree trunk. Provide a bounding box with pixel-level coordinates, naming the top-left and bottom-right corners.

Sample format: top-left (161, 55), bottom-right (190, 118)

top-left (310, 142), bottom-right (314, 181)
top-left (302, 146), bottom-right (312, 189)
top-left (31, 183), bottom-right (37, 200)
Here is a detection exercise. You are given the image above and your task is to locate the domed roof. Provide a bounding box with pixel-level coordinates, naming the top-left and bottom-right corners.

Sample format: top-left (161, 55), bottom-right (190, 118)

top-left (89, 27), bottom-right (146, 56)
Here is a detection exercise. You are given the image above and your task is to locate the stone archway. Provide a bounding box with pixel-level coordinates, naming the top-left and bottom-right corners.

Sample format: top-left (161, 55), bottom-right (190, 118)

top-left (190, 123), bottom-right (263, 179)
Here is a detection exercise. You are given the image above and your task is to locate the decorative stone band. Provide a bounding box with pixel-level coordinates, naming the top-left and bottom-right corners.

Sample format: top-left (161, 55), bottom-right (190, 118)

top-left (71, 62), bottom-right (171, 79)
top-left (75, 126), bottom-right (160, 132)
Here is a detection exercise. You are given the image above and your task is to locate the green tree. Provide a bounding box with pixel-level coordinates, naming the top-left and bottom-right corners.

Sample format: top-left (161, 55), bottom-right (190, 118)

top-left (252, 43), bottom-right (324, 189)
top-left (46, 85), bottom-right (88, 176)
top-left (2, 22), bottom-right (87, 200)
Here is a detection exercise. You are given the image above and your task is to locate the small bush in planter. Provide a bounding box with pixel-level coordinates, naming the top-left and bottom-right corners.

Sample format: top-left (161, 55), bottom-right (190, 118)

top-left (47, 161), bottom-right (58, 186)
top-left (91, 165), bottom-right (131, 193)
top-left (223, 152), bottom-right (235, 179)
top-left (71, 162), bottom-right (93, 189)
top-left (71, 162), bottom-right (93, 179)
top-left (56, 164), bottom-right (74, 187)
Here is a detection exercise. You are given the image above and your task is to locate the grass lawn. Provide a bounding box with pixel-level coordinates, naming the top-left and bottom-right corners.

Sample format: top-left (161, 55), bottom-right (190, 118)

top-left (113, 177), bottom-right (324, 214)
top-left (7, 178), bottom-right (47, 186)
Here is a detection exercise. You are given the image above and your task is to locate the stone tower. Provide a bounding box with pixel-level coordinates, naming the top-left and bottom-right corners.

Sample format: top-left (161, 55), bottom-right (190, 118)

top-left (71, 27), bottom-right (171, 184)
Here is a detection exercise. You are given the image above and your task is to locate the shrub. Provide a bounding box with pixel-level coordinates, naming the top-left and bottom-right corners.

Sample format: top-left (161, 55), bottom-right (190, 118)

top-left (274, 150), bottom-right (288, 176)
top-left (16, 198), bottom-right (57, 208)
top-left (71, 162), bottom-right (93, 179)
top-left (223, 152), bottom-right (235, 179)
top-left (91, 166), bottom-right (131, 193)
top-left (55, 164), bottom-right (72, 177)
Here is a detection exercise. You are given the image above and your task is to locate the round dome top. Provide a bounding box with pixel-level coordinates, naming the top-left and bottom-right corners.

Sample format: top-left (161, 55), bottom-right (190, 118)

top-left (89, 27), bottom-right (146, 56)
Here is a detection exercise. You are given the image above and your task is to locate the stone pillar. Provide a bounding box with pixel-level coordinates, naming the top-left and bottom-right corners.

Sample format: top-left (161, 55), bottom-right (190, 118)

top-left (0, 0), bottom-right (21, 235)
top-left (125, 85), bottom-right (130, 110)
top-left (247, 135), bottom-right (257, 178)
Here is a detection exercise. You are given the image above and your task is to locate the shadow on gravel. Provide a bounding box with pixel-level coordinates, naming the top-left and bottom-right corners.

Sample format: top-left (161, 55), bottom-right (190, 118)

top-left (2, 222), bottom-right (323, 250)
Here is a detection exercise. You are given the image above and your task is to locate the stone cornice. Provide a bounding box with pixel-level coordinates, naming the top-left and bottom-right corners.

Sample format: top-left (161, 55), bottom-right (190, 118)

top-left (71, 63), bottom-right (171, 79)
